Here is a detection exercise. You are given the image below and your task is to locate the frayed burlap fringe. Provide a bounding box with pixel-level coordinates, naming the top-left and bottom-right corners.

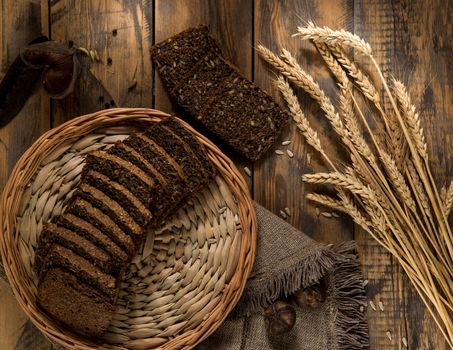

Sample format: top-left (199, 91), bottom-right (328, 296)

top-left (233, 240), bottom-right (369, 349)
top-left (329, 244), bottom-right (369, 349)
top-left (234, 243), bottom-right (349, 317)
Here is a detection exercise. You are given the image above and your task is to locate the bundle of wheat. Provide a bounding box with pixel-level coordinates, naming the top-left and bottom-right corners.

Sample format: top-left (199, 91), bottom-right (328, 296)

top-left (257, 22), bottom-right (452, 347)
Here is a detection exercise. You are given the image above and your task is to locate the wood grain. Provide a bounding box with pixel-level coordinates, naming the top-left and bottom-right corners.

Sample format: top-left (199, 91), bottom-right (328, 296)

top-left (354, 0), bottom-right (451, 349)
top-left (50, 0), bottom-right (154, 125)
top-left (154, 0), bottom-right (253, 186)
top-left (0, 1), bottom-right (451, 349)
top-left (253, 0), bottom-right (355, 243)
top-left (0, 2), bottom-right (52, 349)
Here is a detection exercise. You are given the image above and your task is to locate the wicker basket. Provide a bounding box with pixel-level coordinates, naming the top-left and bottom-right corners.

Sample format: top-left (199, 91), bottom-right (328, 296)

top-left (0, 108), bottom-right (257, 350)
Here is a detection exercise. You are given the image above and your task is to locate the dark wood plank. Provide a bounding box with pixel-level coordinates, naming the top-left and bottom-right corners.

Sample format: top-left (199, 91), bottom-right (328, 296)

top-left (354, 0), bottom-right (451, 349)
top-left (0, 262), bottom-right (6, 283)
top-left (50, 0), bottom-right (154, 125)
top-left (253, 0), bottom-right (355, 243)
top-left (13, 321), bottom-right (51, 350)
top-left (154, 0), bottom-right (253, 187)
top-left (0, 1), bottom-right (52, 349)
top-left (0, 280), bottom-right (31, 349)
top-left (0, 1), bottom-right (51, 191)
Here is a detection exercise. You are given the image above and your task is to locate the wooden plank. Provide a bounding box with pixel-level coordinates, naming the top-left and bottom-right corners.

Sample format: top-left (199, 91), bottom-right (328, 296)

top-left (253, 0), bottom-right (355, 243)
top-left (0, 1), bottom-right (51, 192)
top-left (50, 0), bottom-right (154, 125)
top-left (154, 0), bottom-right (253, 186)
top-left (0, 2), bottom-right (52, 349)
top-left (354, 0), bottom-right (451, 349)
top-left (0, 280), bottom-right (30, 350)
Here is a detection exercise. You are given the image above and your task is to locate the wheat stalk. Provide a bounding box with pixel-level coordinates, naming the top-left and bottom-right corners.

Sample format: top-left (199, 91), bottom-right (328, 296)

top-left (380, 150), bottom-right (417, 212)
top-left (386, 110), bottom-right (408, 170)
top-left (275, 76), bottom-right (328, 163)
top-left (293, 21), bottom-right (372, 56)
top-left (442, 181), bottom-right (453, 216)
top-left (393, 79), bottom-right (428, 160)
top-left (302, 172), bottom-right (376, 201)
top-left (328, 45), bottom-right (380, 104)
top-left (257, 45), bottom-right (349, 144)
top-left (259, 24), bottom-right (453, 346)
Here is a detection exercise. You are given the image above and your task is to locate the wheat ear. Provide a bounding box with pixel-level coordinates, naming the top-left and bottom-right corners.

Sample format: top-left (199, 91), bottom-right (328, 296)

top-left (275, 76), bottom-right (331, 163)
top-left (393, 79), bottom-right (428, 160)
top-left (293, 21), bottom-right (372, 56)
top-left (302, 172), bottom-right (375, 201)
top-left (380, 150), bottom-right (417, 212)
top-left (257, 45), bottom-right (349, 143)
top-left (442, 181), bottom-right (453, 216)
top-left (329, 45), bottom-right (380, 104)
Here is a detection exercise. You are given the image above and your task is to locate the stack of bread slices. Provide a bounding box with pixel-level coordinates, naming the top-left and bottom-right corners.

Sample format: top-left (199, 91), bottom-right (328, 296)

top-left (34, 116), bottom-right (216, 337)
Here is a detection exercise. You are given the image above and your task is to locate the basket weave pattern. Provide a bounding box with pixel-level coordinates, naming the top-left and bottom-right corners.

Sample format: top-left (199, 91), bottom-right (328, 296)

top-left (0, 108), bottom-right (256, 350)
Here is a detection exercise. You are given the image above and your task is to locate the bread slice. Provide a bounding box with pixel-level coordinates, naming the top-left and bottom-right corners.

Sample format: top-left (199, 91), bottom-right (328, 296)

top-left (82, 170), bottom-right (152, 227)
top-left (58, 213), bottom-right (129, 266)
top-left (40, 244), bottom-right (117, 301)
top-left (123, 133), bottom-right (187, 216)
top-left (38, 267), bottom-right (114, 337)
top-left (65, 197), bottom-right (136, 256)
top-left (34, 223), bottom-right (113, 274)
top-left (170, 52), bottom-right (235, 115)
top-left (84, 151), bottom-right (156, 208)
top-left (198, 73), bottom-right (289, 160)
top-left (151, 25), bottom-right (222, 91)
top-left (106, 142), bottom-right (169, 220)
top-left (75, 183), bottom-right (144, 244)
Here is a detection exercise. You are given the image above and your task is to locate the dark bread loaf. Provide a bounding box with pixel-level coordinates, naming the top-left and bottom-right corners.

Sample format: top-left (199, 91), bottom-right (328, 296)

top-left (40, 244), bottom-right (118, 301)
top-left (82, 170), bottom-right (153, 227)
top-left (38, 267), bottom-right (115, 337)
top-left (199, 74), bottom-right (288, 159)
top-left (36, 117), bottom-right (216, 338)
top-left (65, 197), bottom-right (137, 255)
top-left (152, 25), bottom-right (222, 91)
top-left (151, 25), bottom-right (289, 161)
top-left (58, 212), bottom-right (129, 265)
top-left (75, 183), bottom-right (144, 244)
top-left (34, 223), bottom-right (113, 274)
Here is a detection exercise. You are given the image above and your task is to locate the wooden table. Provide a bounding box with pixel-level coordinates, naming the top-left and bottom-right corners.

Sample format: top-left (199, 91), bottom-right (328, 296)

top-left (1, 0), bottom-right (451, 349)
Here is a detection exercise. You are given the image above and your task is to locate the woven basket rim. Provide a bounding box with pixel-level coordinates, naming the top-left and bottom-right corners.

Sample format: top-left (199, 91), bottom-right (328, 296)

top-left (0, 108), bottom-right (257, 350)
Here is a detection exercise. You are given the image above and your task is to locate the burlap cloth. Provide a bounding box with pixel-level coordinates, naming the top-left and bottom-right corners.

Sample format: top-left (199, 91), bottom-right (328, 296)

top-left (198, 202), bottom-right (369, 350)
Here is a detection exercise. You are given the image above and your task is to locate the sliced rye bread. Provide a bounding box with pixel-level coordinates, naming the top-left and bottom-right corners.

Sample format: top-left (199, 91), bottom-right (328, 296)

top-left (83, 151), bottom-right (156, 208)
top-left (158, 117), bottom-right (216, 214)
top-left (159, 117), bottom-right (216, 178)
top-left (82, 170), bottom-right (152, 227)
top-left (197, 73), bottom-right (289, 160)
top-left (152, 26), bottom-right (290, 161)
top-left (58, 212), bottom-right (129, 265)
top-left (65, 197), bottom-right (136, 256)
top-left (39, 244), bottom-right (117, 301)
top-left (38, 267), bottom-right (114, 337)
top-left (34, 223), bottom-right (115, 275)
top-left (75, 182), bottom-right (144, 245)
top-left (123, 133), bottom-right (187, 212)
top-left (170, 52), bottom-right (235, 115)
top-left (106, 142), bottom-right (169, 220)
top-left (151, 25), bottom-right (222, 91)
top-left (142, 124), bottom-right (205, 194)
